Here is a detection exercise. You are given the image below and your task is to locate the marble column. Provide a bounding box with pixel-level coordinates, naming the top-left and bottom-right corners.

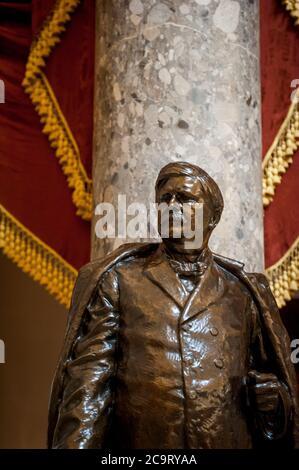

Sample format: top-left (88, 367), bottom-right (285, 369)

top-left (92, 0), bottom-right (263, 271)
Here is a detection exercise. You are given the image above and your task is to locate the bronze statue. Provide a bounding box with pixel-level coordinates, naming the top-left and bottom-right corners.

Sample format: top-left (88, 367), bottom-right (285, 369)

top-left (48, 162), bottom-right (299, 449)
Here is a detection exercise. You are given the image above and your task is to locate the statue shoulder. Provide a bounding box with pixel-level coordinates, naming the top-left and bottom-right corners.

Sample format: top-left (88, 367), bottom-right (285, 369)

top-left (213, 252), bottom-right (272, 297)
top-left (77, 241), bottom-right (159, 282)
top-left (213, 252), bottom-right (268, 280)
top-left (212, 252), bottom-right (245, 273)
top-left (68, 241), bottom-right (159, 318)
top-left (245, 271), bottom-right (270, 289)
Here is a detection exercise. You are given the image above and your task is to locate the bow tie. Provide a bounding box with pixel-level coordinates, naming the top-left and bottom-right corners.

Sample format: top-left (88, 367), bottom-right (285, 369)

top-left (167, 257), bottom-right (209, 276)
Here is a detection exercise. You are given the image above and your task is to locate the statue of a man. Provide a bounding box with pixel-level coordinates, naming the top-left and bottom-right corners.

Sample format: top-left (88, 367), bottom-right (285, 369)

top-left (48, 162), bottom-right (299, 449)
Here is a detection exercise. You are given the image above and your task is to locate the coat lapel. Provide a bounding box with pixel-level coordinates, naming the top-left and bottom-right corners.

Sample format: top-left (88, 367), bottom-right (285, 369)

top-left (143, 251), bottom-right (190, 309)
top-left (143, 246), bottom-right (225, 317)
top-left (180, 261), bottom-right (225, 323)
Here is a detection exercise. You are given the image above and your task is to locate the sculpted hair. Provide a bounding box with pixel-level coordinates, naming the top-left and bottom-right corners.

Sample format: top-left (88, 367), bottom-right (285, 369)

top-left (155, 161), bottom-right (224, 224)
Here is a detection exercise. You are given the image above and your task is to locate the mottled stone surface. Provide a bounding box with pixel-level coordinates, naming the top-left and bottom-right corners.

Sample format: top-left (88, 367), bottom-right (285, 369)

top-left (93, 0), bottom-right (264, 271)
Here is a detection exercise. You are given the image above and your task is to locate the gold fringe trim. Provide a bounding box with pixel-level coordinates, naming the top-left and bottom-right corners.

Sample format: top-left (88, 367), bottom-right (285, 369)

top-left (22, 0), bottom-right (92, 221)
top-left (0, 204), bottom-right (78, 308)
top-left (283, 0), bottom-right (299, 25)
top-left (266, 237), bottom-right (299, 309)
top-left (263, 87), bottom-right (299, 207)
top-left (29, 71), bottom-right (92, 220)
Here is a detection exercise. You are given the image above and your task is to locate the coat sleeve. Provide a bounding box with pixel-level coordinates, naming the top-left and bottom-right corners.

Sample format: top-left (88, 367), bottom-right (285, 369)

top-left (51, 268), bottom-right (120, 449)
top-left (249, 273), bottom-right (299, 447)
top-left (249, 295), bottom-right (292, 441)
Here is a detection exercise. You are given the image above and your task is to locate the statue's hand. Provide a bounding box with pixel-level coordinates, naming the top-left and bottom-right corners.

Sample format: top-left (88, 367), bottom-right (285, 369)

top-left (247, 370), bottom-right (281, 413)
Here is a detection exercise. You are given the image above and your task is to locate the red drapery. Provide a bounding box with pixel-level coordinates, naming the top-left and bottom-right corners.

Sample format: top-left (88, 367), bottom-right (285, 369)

top-left (0, 0), bottom-right (94, 305)
top-left (261, 0), bottom-right (299, 269)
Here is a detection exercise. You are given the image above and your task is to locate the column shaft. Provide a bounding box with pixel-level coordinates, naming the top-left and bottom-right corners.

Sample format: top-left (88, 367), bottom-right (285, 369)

top-left (93, 0), bottom-right (263, 271)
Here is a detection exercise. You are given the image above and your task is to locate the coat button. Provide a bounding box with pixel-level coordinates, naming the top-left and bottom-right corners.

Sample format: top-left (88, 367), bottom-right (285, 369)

top-left (214, 358), bottom-right (224, 369)
top-left (210, 327), bottom-right (219, 336)
top-left (189, 390), bottom-right (197, 400)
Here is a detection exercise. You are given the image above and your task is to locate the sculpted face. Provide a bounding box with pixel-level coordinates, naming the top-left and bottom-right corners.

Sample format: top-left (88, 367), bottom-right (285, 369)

top-left (156, 175), bottom-right (216, 253)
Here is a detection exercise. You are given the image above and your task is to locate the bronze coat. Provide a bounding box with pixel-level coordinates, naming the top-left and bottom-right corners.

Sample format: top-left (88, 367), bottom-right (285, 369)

top-left (48, 243), bottom-right (299, 449)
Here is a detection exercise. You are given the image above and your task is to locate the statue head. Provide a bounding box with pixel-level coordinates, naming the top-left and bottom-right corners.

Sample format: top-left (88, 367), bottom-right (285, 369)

top-left (155, 161), bottom-right (224, 254)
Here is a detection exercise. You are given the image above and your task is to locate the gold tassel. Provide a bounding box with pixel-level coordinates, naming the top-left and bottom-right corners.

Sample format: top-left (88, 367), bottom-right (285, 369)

top-left (283, 0), bottom-right (299, 23)
top-left (22, 0), bottom-right (92, 221)
top-left (266, 237), bottom-right (299, 308)
top-left (0, 204), bottom-right (77, 308)
top-left (263, 87), bottom-right (299, 207)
